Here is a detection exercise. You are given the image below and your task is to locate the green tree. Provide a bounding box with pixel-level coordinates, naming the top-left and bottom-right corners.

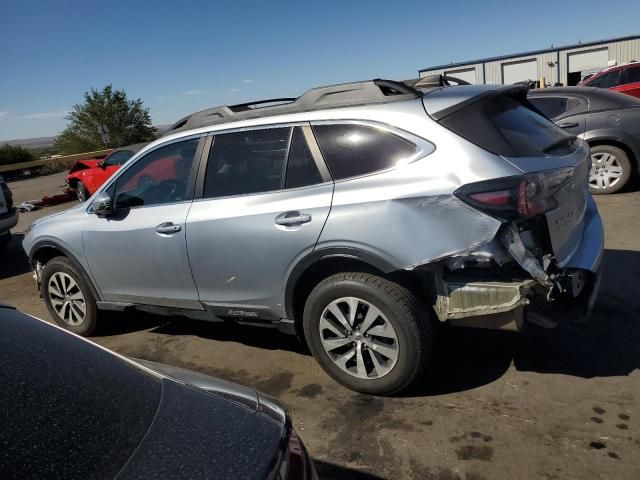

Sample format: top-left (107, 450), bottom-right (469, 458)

top-left (0, 144), bottom-right (37, 166)
top-left (55, 85), bottom-right (157, 154)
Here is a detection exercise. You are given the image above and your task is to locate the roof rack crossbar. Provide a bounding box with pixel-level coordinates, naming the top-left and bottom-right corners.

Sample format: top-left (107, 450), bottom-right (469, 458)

top-left (229, 98), bottom-right (297, 112)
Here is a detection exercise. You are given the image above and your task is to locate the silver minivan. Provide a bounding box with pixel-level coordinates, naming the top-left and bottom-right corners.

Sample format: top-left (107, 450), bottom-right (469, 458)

top-left (23, 79), bottom-right (604, 394)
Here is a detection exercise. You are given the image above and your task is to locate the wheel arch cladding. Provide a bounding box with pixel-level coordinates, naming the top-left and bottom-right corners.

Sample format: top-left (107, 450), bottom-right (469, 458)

top-left (31, 242), bottom-right (102, 301)
top-left (285, 249), bottom-right (436, 339)
top-left (285, 250), bottom-right (392, 329)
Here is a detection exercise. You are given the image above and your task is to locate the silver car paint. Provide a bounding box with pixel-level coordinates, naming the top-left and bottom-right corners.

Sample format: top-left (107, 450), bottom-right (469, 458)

top-left (23, 92), bottom-right (604, 322)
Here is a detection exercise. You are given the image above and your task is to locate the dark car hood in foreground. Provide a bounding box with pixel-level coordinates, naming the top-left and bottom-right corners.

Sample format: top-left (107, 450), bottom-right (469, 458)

top-left (0, 306), bottom-right (287, 480)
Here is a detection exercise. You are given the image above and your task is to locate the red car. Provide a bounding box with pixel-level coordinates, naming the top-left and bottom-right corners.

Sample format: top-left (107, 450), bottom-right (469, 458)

top-left (579, 62), bottom-right (640, 99)
top-left (66, 143), bottom-right (148, 201)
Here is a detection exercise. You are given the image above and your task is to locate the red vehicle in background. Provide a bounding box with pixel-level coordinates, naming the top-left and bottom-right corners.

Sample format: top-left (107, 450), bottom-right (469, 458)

top-left (66, 143), bottom-right (151, 202)
top-left (579, 62), bottom-right (640, 99)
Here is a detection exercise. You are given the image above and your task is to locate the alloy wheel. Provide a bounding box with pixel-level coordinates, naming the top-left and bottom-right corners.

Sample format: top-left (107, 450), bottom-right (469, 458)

top-left (48, 272), bottom-right (87, 326)
top-left (590, 152), bottom-right (624, 190)
top-left (319, 296), bottom-right (399, 379)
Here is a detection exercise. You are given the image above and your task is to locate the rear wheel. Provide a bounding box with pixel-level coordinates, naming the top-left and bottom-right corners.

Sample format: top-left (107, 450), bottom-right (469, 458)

top-left (589, 145), bottom-right (632, 194)
top-left (41, 256), bottom-right (98, 336)
top-left (303, 272), bottom-right (432, 395)
top-left (76, 181), bottom-right (89, 202)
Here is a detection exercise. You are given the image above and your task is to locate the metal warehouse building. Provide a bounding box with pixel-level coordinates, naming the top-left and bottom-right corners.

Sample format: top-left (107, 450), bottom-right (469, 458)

top-left (419, 35), bottom-right (640, 86)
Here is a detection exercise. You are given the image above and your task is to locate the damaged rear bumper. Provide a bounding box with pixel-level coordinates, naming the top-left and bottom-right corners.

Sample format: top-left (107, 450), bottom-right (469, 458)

top-left (432, 197), bottom-right (604, 331)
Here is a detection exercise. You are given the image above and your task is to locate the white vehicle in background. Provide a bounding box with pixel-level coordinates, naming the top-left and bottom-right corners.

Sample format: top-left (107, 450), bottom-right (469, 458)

top-left (0, 175), bottom-right (19, 253)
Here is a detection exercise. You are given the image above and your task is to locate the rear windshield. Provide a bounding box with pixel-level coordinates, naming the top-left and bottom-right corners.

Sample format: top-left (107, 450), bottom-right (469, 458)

top-left (439, 94), bottom-right (577, 157)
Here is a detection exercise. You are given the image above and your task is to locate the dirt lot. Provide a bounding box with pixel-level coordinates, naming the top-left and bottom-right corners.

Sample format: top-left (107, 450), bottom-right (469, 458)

top-left (2, 173), bottom-right (639, 479)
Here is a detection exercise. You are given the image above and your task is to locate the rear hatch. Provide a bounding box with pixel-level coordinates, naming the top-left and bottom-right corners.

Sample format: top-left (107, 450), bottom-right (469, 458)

top-left (424, 85), bottom-right (590, 267)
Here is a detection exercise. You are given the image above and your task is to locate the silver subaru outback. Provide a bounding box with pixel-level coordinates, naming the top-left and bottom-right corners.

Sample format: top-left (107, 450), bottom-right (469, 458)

top-left (23, 79), bottom-right (603, 395)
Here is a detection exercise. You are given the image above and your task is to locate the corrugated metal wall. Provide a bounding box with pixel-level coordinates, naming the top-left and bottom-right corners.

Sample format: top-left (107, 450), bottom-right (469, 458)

top-left (419, 38), bottom-right (640, 85)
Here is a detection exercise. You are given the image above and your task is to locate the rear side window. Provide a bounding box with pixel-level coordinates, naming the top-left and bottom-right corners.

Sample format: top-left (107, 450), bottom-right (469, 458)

top-left (529, 97), bottom-right (568, 119)
top-left (440, 95), bottom-right (576, 157)
top-left (204, 127), bottom-right (291, 198)
top-left (626, 66), bottom-right (640, 83)
top-left (312, 124), bottom-right (417, 180)
top-left (587, 70), bottom-right (621, 88)
top-left (285, 127), bottom-right (323, 188)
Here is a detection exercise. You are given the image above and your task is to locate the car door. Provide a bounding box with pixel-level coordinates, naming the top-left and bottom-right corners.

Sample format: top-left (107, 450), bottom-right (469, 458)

top-left (613, 66), bottom-right (640, 99)
top-left (83, 136), bottom-right (204, 308)
top-left (185, 125), bottom-right (333, 319)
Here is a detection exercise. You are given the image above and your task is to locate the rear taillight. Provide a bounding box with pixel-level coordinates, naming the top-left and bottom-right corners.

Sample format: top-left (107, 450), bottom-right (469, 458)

top-left (280, 429), bottom-right (312, 480)
top-left (1, 183), bottom-right (13, 209)
top-left (455, 168), bottom-right (573, 220)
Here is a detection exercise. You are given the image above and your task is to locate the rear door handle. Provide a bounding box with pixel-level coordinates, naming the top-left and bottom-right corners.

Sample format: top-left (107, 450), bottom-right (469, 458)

top-left (557, 121), bottom-right (579, 129)
top-left (155, 222), bottom-right (181, 234)
top-left (275, 212), bottom-right (312, 226)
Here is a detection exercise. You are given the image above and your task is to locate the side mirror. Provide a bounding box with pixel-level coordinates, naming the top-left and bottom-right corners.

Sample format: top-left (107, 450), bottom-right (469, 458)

top-left (91, 192), bottom-right (113, 216)
top-left (98, 161), bottom-right (106, 169)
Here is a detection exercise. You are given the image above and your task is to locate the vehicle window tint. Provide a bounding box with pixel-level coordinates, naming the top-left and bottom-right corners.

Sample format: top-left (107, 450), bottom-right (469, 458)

top-left (104, 150), bottom-right (133, 167)
top-left (204, 127), bottom-right (291, 198)
top-left (627, 66), bottom-right (640, 83)
top-left (285, 127), bottom-right (323, 188)
top-left (566, 97), bottom-right (582, 112)
top-left (113, 138), bottom-right (199, 209)
top-left (588, 71), bottom-right (621, 88)
top-left (312, 124), bottom-right (417, 180)
top-left (440, 95), bottom-right (576, 157)
top-left (529, 97), bottom-right (568, 119)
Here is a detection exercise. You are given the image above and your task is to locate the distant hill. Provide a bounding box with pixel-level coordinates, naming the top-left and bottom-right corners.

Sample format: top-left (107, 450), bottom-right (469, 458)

top-left (1, 125), bottom-right (172, 150)
top-left (1, 137), bottom-right (56, 149)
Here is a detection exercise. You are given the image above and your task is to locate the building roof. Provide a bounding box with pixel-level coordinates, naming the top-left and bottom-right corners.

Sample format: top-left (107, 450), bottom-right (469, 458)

top-left (419, 34), bottom-right (640, 73)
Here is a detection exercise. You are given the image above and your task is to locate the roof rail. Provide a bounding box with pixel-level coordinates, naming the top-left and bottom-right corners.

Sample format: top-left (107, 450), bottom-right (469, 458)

top-left (404, 74), bottom-right (471, 90)
top-left (164, 78), bottom-right (421, 135)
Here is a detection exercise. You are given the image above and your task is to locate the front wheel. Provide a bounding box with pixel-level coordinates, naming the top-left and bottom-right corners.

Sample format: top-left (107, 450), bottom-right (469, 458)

top-left (303, 272), bottom-right (432, 395)
top-left (76, 181), bottom-right (89, 202)
top-left (589, 145), bottom-right (632, 194)
top-left (41, 256), bottom-right (98, 336)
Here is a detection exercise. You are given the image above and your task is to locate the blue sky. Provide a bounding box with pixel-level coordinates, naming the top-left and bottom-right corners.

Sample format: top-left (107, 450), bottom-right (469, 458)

top-left (1, 0), bottom-right (638, 141)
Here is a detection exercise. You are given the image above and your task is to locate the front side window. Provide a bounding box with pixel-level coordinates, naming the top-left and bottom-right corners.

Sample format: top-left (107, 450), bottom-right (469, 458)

top-left (112, 138), bottom-right (199, 209)
top-left (587, 71), bottom-right (621, 88)
top-left (104, 150), bottom-right (133, 167)
top-left (312, 124), bottom-right (417, 180)
top-left (204, 127), bottom-right (291, 198)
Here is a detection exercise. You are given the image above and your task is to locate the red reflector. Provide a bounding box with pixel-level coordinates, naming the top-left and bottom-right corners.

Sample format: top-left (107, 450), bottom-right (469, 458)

top-left (469, 190), bottom-right (511, 205)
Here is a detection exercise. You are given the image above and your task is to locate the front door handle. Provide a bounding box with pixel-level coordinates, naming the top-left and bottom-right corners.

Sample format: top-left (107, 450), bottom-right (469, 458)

top-left (155, 222), bottom-right (181, 234)
top-left (275, 212), bottom-right (312, 226)
top-left (557, 121), bottom-right (579, 129)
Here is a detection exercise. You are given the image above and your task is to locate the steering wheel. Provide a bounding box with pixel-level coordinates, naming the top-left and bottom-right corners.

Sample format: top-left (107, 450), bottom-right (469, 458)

top-left (155, 179), bottom-right (182, 203)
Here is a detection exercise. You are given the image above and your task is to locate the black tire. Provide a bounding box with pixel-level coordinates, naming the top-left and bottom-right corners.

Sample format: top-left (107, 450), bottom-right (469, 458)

top-left (76, 181), bottom-right (89, 202)
top-left (589, 145), bottom-right (632, 195)
top-left (41, 256), bottom-right (98, 336)
top-left (303, 272), bottom-right (432, 395)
